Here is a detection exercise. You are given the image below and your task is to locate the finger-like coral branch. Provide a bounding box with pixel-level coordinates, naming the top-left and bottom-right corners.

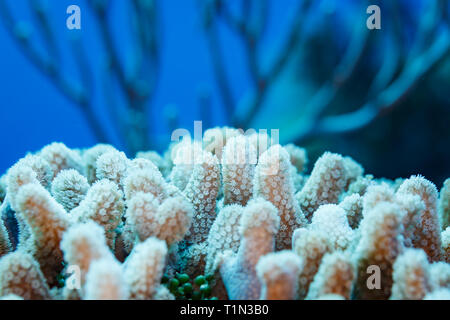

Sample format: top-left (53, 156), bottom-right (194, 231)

top-left (254, 145), bottom-right (305, 250)
top-left (11, 154), bottom-right (53, 189)
top-left (0, 251), bottom-right (50, 299)
top-left (71, 179), bottom-right (124, 249)
top-left (124, 167), bottom-right (167, 203)
top-left (219, 198), bottom-right (279, 300)
top-left (395, 193), bottom-right (425, 248)
top-left (51, 169), bottom-right (89, 212)
top-left (40, 142), bottom-right (84, 177)
top-left (60, 221), bottom-right (112, 286)
top-left (296, 152), bottom-right (347, 221)
top-left (123, 237), bottom-right (167, 299)
top-left (292, 227), bottom-right (331, 299)
top-left (82, 144), bottom-right (116, 184)
top-left (397, 176), bottom-right (441, 261)
top-left (352, 202), bottom-right (404, 299)
top-left (85, 258), bottom-right (129, 300)
top-left (95, 150), bottom-right (129, 188)
top-left (310, 204), bottom-right (354, 251)
top-left (306, 252), bottom-right (355, 300)
top-left (362, 183), bottom-right (395, 215)
top-left (205, 204), bottom-right (243, 275)
top-left (222, 135), bottom-right (256, 206)
top-left (16, 183), bottom-right (70, 285)
top-left (6, 162), bottom-right (40, 211)
top-left (183, 150), bottom-right (220, 244)
top-left (256, 251), bottom-right (303, 300)
top-left (391, 248), bottom-right (432, 300)
top-left (125, 192), bottom-right (193, 247)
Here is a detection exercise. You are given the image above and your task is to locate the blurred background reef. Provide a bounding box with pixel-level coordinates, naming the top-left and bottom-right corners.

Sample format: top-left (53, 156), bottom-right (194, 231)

top-left (0, 0), bottom-right (449, 186)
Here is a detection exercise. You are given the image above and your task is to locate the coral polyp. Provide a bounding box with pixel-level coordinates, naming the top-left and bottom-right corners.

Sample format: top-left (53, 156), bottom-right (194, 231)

top-left (0, 134), bottom-right (448, 300)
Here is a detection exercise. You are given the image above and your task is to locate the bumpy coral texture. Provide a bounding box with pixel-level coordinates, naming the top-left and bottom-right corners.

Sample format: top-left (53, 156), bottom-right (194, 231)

top-left (0, 251), bottom-right (50, 299)
top-left (51, 169), bottom-right (89, 212)
top-left (391, 248), bottom-right (432, 300)
top-left (6, 162), bottom-right (40, 211)
top-left (306, 252), bottom-right (354, 300)
top-left (4, 164), bottom-right (40, 251)
top-left (60, 221), bottom-right (112, 285)
top-left (95, 150), bottom-right (129, 187)
top-left (125, 193), bottom-right (193, 246)
top-left (11, 155), bottom-right (53, 189)
top-left (85, 258), bottom-right (129, 300)
top-left (254, 145), bottom-right (306, 250)
top-left (40, 142), bottom-right (84, 177)
top-left (296, 152), bottom-right (347, 221)
top-left (222, 135), bottom-right (256, 206)
top-left (16, 184), bottom-right (69, 286)
top-left (82, 144), bottom-right (117, 184)
top-left (310, 204), bottom-right (354, 251)
top-left (397, 176), bottom-right (442, 262)
top-left (205, 204), bottom-right (243, 275)
top-left (0, 135), bottom-right (449, 301)
top-left (353, 202), bottom-right (404, 300)
top-left (136, 150), bottom-right (171, 177)
top-left (256, 250), bottom-right (303, 300)
top-left (293, 227), bottom-right (331, 299)
top-left (183, 150), bottom-right (220, 243)
top-left (395, 193), bottom-right (425, 248)
top-left (219, 198), bottom-right (280, 300)
top-left (124, 166), bottom-right (167, 203)
top-left (71, 179), bottom-right (124, 249)
top-left (123, 237), bottom-right (167, 299)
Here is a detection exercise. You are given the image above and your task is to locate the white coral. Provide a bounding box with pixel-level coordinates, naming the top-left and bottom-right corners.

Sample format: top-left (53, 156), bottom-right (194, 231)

top-left (85, 258), bottom-right (129, 300)
top-left (256, 251), bottom-right (303, 300)
top-left (254, 145), bottom-right (305, 250)
top-left (296, 152), bottom-right (347, 221)
top-left (51, 169), bottom-right (89, 211)
top-left (123, 237), bottom-right (167, 299)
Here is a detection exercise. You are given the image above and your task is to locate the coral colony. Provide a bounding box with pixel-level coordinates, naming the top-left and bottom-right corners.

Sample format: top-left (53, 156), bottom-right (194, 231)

top-left (0, 127), bottom-right (449, 300)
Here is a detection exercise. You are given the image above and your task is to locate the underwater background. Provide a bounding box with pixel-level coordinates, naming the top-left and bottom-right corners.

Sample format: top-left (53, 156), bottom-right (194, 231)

top-left (0, 0), bottom-right (449, 186)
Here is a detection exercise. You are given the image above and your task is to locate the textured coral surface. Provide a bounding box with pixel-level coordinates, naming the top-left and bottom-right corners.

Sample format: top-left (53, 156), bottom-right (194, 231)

top-left (0, 129), bottom-right (449, 300)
